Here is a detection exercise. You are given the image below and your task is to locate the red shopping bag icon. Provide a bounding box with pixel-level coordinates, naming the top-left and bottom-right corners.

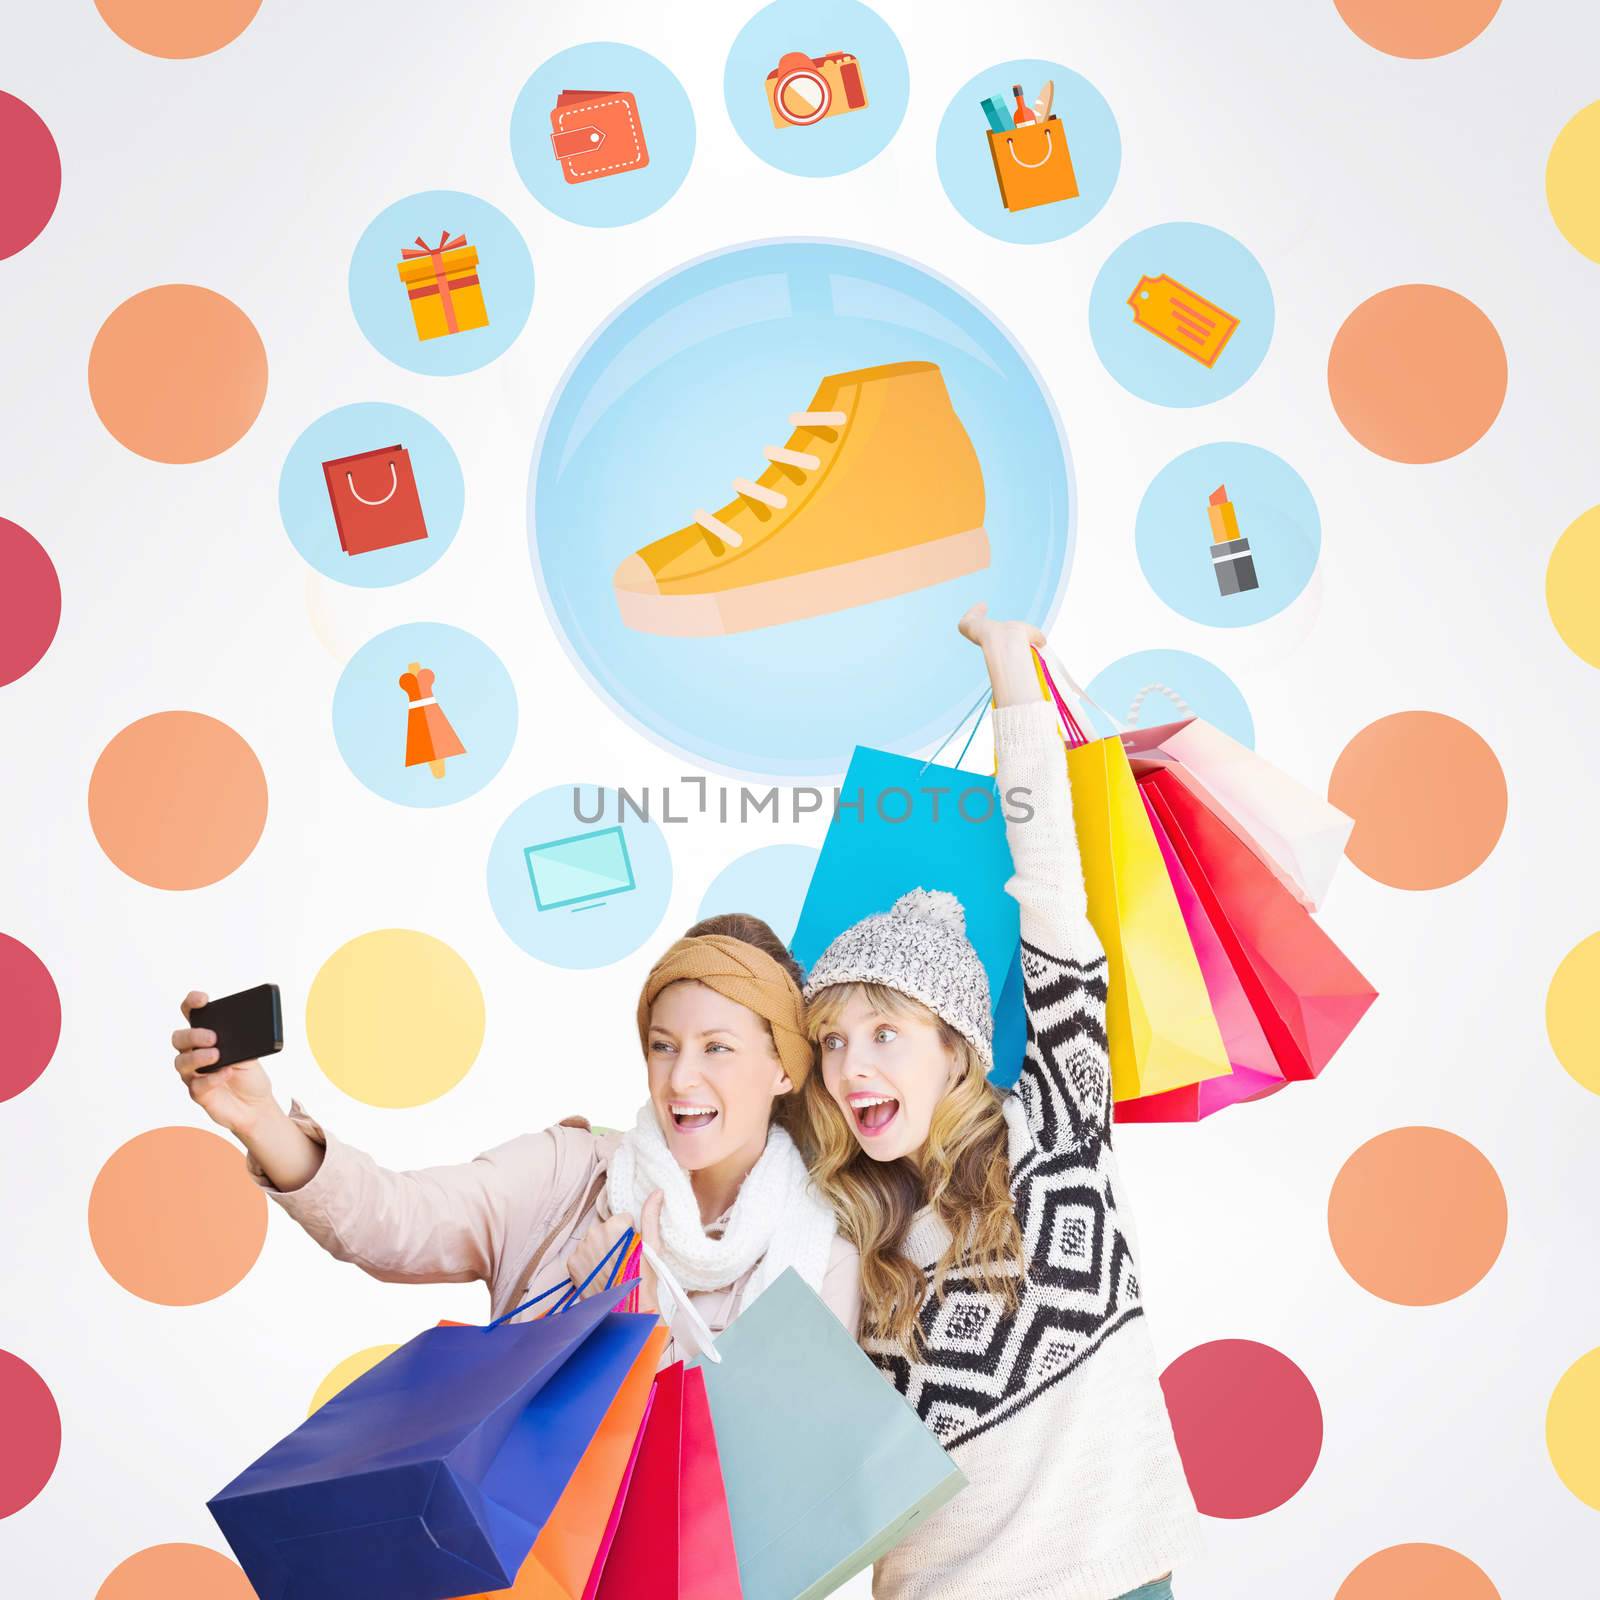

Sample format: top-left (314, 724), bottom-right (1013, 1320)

top-left (321, 444), bottom-right (429, 555)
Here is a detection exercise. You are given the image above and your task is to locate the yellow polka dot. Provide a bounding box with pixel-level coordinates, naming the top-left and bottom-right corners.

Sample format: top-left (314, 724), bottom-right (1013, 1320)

top-left (1548, 506), bottom-right (1600, 668)
top-left (309, 1344), bottom-right (402, 1415)
top-left (1548, 1347), bottom-right (1600, 1508)
top-left (306, 929), bottom-right (484, 1107)
top-left (1549, 102), bottom-right (1600, 264)
top-left (1547, 933), bottom-right (1600, 1095)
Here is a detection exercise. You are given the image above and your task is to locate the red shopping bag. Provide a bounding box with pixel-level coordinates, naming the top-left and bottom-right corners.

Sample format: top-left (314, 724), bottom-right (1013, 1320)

top-left (1115, 791), bottom-right (1286, 1122)
top-left (1142, 768), bottom-right (1377, 1080)
top-left (321, 444), bottom-right (429, 555)
top-left (594, 1363), bottom-right (740, 1600)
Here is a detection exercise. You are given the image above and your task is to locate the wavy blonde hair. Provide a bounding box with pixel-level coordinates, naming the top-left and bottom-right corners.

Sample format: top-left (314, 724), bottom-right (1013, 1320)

top-left (795, 983), bottom-right (1022, 1354)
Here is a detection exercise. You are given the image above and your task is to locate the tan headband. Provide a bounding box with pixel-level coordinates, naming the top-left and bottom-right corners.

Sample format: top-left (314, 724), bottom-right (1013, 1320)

top-left (636, 933), bottom-right (813, 1089)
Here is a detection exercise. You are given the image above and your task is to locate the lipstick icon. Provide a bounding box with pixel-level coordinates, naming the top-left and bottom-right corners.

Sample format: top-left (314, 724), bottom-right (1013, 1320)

top-left (1207, 484), bottom-right (1259, 596)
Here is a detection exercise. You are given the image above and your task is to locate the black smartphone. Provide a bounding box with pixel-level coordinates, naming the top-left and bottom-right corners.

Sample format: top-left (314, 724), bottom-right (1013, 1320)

top-left (190, 984), bottom-right (283, 1073)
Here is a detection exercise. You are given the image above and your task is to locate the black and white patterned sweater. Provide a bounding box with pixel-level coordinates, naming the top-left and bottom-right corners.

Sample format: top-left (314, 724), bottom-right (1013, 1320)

top-left (870, 700), bottom-right (1204, 1600)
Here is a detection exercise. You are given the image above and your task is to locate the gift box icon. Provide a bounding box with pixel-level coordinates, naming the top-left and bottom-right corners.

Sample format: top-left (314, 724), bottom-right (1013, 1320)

top-left (397, 231), bottom-right (489, 342)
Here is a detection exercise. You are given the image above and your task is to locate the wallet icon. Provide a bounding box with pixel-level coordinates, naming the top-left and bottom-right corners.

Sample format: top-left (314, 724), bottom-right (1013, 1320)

top-left (549, 89), bottom-right (650, 184)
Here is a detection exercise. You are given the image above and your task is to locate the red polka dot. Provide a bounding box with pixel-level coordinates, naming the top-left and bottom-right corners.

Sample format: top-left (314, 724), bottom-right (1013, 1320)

top-left (1160, 1339), bottom-right (1323, 1517)
top-left (0, 934), bottom-right (60, 1104)
top-left (0, 519), bottom-right (62, 687)
top-left (0, 1350), bottom-right (62, 1518)
top-left (0, 93), bottom-right (61, 259)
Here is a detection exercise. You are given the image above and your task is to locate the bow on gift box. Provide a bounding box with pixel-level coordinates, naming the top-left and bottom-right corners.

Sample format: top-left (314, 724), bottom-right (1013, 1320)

top-left (402, 231), bottom-right (471, 335)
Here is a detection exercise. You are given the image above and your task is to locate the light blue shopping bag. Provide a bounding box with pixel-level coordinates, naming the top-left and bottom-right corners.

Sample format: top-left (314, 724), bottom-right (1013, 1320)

top-left (793, 735), bottom-right (1026, 1086)
top-left (695, 1270), bottom-right (965, 1600)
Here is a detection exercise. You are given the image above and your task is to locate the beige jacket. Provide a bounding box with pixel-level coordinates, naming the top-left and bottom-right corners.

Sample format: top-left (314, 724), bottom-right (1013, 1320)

top-left (246, 1101), bottom-right (862, 1366)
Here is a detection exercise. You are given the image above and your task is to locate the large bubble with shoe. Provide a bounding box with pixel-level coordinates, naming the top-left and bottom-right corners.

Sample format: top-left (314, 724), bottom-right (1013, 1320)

top-left (530, 240), bottom-right (1072, 778)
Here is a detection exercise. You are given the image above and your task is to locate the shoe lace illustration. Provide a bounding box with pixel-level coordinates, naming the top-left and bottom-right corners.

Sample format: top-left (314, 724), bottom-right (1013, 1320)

top-left (692, 408), bottom-right (847, 550)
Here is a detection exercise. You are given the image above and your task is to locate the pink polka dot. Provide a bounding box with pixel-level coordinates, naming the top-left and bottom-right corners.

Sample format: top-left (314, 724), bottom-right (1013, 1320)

top-left (0, 93), bottom-right (61, 259)
top-left (0, 519), bottom-right (62, 687)
top-left (0, 934), bottom-right (60, 1104)
top-left (0, 1350), bottom-right (62, 1518)
top-left (1160, 1339), bottom-right (1323, 1517)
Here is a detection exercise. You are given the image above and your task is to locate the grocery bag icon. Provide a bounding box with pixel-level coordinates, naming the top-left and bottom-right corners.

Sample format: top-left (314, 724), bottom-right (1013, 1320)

top-left (988, 117), bottom-right (1079, 211)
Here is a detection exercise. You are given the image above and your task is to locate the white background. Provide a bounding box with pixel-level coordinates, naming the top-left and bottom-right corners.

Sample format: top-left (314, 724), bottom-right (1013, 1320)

top-left (2, 1), bottom-right (1598, 1594)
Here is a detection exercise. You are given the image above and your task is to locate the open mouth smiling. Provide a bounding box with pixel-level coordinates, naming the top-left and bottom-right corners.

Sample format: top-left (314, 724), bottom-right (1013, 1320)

top-left (847, 1091), bottom-right (901, 1137)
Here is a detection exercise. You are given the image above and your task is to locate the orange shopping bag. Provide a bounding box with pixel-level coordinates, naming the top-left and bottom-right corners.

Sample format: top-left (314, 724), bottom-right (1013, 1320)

top-left (988, 116), bottom-right (1078, 211)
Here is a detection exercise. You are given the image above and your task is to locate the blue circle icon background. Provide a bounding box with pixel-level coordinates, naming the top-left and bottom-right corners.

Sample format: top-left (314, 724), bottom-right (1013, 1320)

top-left (1089, 222), bottom-right (1274, 406)
top-left (1084, 648), bottom-right (1255, 749)
top-left (280, 403), bottom-right (465, 587)
top-left (697, 844), bottom-right (820, 943)
top-left (350, 190), bottom-right (534, 376)
top-left (724, 1), bottom-right (909, 177)
top-left (333, 622), bottom-right (518, 806)
top-left (530, 240), bottom-right (1073, 778)
top-left (488, 785), bottom-right (673, 968)
top-left (512, 43), bottom-right (696, 227)
top-left (936, 61), bottom-right (1121, 244)
top-left (1136, 443), bottom-right (1321, 628)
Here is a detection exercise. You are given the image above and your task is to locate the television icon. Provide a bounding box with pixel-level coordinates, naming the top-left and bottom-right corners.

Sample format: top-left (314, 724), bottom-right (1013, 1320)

top-left (524, 825), bottom-right (637, 912)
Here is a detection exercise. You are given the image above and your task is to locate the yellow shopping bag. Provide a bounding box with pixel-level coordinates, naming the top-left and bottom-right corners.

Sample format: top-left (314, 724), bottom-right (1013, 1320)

top-left (1004, 652), bottom-right (1230, 1102)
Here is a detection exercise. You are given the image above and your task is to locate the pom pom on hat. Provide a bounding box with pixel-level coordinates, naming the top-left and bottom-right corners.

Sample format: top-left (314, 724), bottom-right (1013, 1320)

top-left (892, 887), bottom-right (967, 936)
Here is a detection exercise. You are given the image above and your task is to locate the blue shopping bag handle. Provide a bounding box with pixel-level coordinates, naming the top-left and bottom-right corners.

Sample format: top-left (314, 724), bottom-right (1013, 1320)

top-left (918, 683), bottom-right (994, 777)
top-left (485, 1224), bottom-right (636, 1331)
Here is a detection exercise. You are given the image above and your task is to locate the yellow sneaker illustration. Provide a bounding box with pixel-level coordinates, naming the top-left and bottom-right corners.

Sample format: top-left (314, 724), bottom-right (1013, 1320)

top-left (612, 362), bottom-right (989, 636)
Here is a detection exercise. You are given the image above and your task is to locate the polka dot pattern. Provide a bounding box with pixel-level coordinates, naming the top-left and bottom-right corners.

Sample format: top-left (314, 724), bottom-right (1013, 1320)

top-left (1548, 1347), bottom-right (1600, 1510)
top-left (93, 1), bottom-right (262, 59)
top-left (1327, 711), bottom-right (1506, 889)
top-left (0, 518), bottom-right (62, 687)
top-left (0, 933), bottom-right (61, 1104)
top-left (1160, 1340), bottom-right (1323, 1517)
top-left (0, 93), bottom-right (61, 259)
top-left (89, 1127), bottom-right (268, 1305)
top-left (309, 1345), bottom-right (403, 1416)
top-left (89, 287), bottom-right (267, 463)
top-left (1329, 1128), bottom-right (1507, 1305)
top-left (1333, 0), bottom-right (1501, 58)
top-left (1548, 102), bottom-right (1600, 265)
top-left (0, 1350), bottom-right (61, 1518)
top-left (1547, 505), bottom-right (1600, 668)
top-left (1547, 933), bottom-right (1600, 1096)
top-left (305, 930), bottom-right (485, 1108)
top-left (96, 1543), bottom-right (256, 1599)
top-left (1327, 286), bottom-right (1506, 463)
top-left (1336, 1543), bottom-right (1501, 1599)
top-left (89, 712), bottom-right (268, 889)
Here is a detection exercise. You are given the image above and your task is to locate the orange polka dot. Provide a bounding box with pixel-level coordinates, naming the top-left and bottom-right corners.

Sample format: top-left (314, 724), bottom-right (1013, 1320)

top-left (1333, 0), bottom-right (1500, 58)
top-left (97, 1542), bottom-right (256, 1599)
top-left (1327, 711), bottom-right (1506, 889)
top-left (1327, 285), bottom-right (1506, 463)
top-left (1329, 1128), bottom-right (1507, 1305)
top-left (93, 1), bottom-right (261, 59)
top-left (1336, 1542), bottom-right (1500, 1599)
top-left (89, 712), bottom-right (268, 889)
top-left (89, 286), bottom-right (266, 463)
top-left (89, 1127), bottom-right (267, 1305)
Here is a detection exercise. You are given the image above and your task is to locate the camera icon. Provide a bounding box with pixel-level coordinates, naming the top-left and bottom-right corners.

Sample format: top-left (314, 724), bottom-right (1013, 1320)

top-left (765, 50), bottom-right (869, 129)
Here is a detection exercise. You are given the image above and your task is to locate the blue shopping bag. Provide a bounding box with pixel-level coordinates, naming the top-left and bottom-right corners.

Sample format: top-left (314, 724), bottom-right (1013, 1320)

top-left (695, 1270), bottom-right (965, 1599)
top-left (794, 740), bottom-right (1025, 1086)
top-left (209, 1274), bottom-right (654, 1600)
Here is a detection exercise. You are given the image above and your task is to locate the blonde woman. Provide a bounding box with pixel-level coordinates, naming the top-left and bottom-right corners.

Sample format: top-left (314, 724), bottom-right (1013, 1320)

top-left (796, 606), bottom-right (1201, 1600)
top-left (172, 914), bottom-right (859, 1364)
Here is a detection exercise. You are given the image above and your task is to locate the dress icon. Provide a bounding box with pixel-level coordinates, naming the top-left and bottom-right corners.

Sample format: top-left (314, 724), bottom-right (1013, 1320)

top-left (399, 661), bottom-right (466, 779)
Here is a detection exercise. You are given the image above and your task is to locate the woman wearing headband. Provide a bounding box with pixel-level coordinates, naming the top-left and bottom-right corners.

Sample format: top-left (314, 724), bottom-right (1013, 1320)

top-left (169, 913), bottom-right (859, 1362)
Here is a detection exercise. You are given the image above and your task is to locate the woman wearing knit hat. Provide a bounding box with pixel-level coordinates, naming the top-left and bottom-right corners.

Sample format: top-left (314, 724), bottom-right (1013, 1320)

top-left (170, 912), bottom-right (857, 1365)
top-left (799, 604), bottom-right (1201, 1600)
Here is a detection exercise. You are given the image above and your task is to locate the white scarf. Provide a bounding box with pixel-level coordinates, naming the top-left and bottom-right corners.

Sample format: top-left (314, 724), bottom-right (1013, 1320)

top-left (606, 1101), bottom-right (837, 1307)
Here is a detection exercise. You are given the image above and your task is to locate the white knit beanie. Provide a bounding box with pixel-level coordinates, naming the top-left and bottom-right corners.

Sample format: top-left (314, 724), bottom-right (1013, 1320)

top-left (802, 888), bottom-right (994, 1072)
